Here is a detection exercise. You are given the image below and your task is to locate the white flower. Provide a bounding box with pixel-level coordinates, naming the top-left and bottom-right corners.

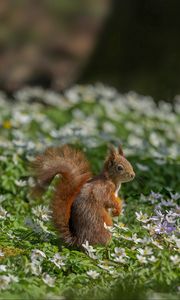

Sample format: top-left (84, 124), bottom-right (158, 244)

top-left (114, 222), bottom-right (129, 231)
top-left (142, 223), bottom-right (155, 234)
top-left (86, 270), bottom-right (100, 279)
top-left (131, 233), bottom-right (144, 244)
top-left (131, 234), bottom-right (151, 245)
top-left (137, 247), bottom-right (153, 256)
top-left (97, 262), bottom-right (114, 272)
top-left (29, 249), bottom-right (46, 276)
top-left (14, 111), bottom-right (32, 124)
top-left (7, 231), bottom-right (17, 239)
top-left (65, 88), bottom-right (80, 104)
top-left (161, 200), bottom-right (176, 207)
top-left (170, 255), bottom-right (180, 265)
top-left (136, 163), bottom-right (149, 171)
top-left (140, 194), bottom-right (148, 202)
top-left (8, 275), bottom-right (19, 283)
top-left (113, 256), bottom-right (127, 263)
top-left (50, 253), bottom-right (66, 269)
top-left (148, 256), bottom-right (158, 263)
top-left (103, 121), bottom-right (116, 133)
top-left (135, 211), bottom-right (150, 223)
top-left (0, 156), bottom-right (7, 162)
top-left (42, 273), bottom-right (55, 287)
top-left (151, 240), bottom-right (163, 250)
top-left (0, 265), bottom-right (7, 272)
top-left (104, 223), bottom-right (114, 232)
top-left (113, 247), bottom-right (128, 257)
top-left (32, 205), bottom-right (51, 222)
top-left (150, 210), bottom-right (164, 223)
top-left (176, 239), bottom-right (180, 249)
top-left (72, 109), bottom-right (85, 120)
top-left (149, 132), bottom-right (160, 147)
top-left (31, 249), bottom-right (46, 263)
top-left (27, 177), bottom-right (36, 187)
top-left (30, 262), bottom-right (42, 276)
top-left (154, 159), bottom-right (166, 165)
top-left (0, 250), bottom-right (4, 257)
top-left (12, 154), bottom-right (19, 165)
top-left (14, 180), bottom-right (27, 187)
top-left (0, 275), bottom-right (11, 290)
top-left (0, 274), bottom-right (18, 290)
top-left (26, 155), bottom-right (35, 162)
top-left (165, 214), bottom-right (177, 224)
top-left (12, 139), bottom-right (26, 148)
top-left (128, 135), bottom-right (143, 147)
top-left (35, 219), bottom-right (52, 234)
top-left (170, 192), bottom-right (180, 201)
top-left (111, 247), bottom-right (129, 264)
top-left (167, 235), bottom-right (180, 249)
top-left (26, 141), bottom-right (35, 151)
top-left (108, 269), bottom-right (117, 277)
top-left (149, 191), bottom-right (163, 202)
top-left (136, 254), bottom-right (148, 264)
top-left (82, 240), bottom-right (98, 259)
top-left (0, 206), bottom-right (9, 220)
top-left (115, 233), bottom-right (132, 241)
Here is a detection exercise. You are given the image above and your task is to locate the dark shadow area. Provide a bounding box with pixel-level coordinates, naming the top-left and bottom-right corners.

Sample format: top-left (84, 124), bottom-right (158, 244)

top-left (80, 0), bottom-right (180, 101)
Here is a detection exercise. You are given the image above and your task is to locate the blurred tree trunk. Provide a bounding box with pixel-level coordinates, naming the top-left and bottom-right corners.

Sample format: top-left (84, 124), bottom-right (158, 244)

top-left (0, 0), bottom-right (112, 92)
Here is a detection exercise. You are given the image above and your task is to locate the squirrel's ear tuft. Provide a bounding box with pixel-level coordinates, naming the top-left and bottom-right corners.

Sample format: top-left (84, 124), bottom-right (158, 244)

top-left (118, 144), bottom-right (125, 157)
top-left (108, 144), bottom-right (117, 159)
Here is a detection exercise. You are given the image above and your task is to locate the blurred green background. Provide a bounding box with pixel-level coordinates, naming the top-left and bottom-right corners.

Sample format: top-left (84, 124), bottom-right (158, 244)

top-left (0, 0), bottom-right (180, 101)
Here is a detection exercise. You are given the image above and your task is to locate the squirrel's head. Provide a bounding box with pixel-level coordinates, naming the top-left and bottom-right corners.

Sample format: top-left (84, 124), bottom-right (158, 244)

top-left (103, 144), bottom-right (135, 184)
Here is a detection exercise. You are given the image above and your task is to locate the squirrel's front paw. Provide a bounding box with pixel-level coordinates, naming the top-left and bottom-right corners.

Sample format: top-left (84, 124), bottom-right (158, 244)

top-left (112, 206), bottom-right (121, 216)
top-left (112, 197), bottom-right (122, 216)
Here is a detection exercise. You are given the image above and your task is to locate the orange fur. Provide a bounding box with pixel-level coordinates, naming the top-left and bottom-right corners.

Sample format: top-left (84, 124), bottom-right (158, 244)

top-left (31, 144), bottom-right (135, 247)
top-left (111, 195), bottom-right (123, 216)
top-left (32, 145), bottom-right (92, 245)
top-left (102, 209), bottom-right (113, 226)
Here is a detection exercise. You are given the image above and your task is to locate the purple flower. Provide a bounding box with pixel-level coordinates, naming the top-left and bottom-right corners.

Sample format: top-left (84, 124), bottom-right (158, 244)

top-left (150, 191), bottom-right (162, 200)
top-left (170, 192), bottom-right (180, 201)
top-left (160, 200), bottom-right (176, 207)
top-left (154, 221), bottom-right (176, 234)
top-left (151, 210), bottom-right (164, 222)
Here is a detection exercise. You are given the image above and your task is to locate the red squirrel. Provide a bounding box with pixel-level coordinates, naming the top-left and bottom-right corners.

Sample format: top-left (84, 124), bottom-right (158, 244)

top-left (32, 144), bottom-right (135, 247)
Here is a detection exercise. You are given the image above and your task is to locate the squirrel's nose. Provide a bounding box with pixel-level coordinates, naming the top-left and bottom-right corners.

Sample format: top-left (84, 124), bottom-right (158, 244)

top-left (130, 172), bottom-right (135, 179)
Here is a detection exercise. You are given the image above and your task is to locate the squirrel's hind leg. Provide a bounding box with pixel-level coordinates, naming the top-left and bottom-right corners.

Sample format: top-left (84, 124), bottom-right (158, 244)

top-left (96, 228), bottom-right (112, 246)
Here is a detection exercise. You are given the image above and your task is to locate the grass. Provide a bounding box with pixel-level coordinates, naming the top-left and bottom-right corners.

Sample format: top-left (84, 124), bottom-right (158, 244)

top-left (0, 84), bottom-right (179, 299)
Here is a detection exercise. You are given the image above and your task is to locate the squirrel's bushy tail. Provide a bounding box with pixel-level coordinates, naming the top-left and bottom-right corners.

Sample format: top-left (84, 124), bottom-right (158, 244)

top-left (31, 145), bottom-right (92, 245)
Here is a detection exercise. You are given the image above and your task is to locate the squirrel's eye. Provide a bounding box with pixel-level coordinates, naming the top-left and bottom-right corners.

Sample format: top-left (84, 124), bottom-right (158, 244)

top-left (116, 164), bottom-right (124, 172)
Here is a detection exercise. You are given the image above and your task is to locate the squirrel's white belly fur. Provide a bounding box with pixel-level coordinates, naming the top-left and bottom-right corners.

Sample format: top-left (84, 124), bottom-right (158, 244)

top-left (114, 184), bottom-right (121, 197)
